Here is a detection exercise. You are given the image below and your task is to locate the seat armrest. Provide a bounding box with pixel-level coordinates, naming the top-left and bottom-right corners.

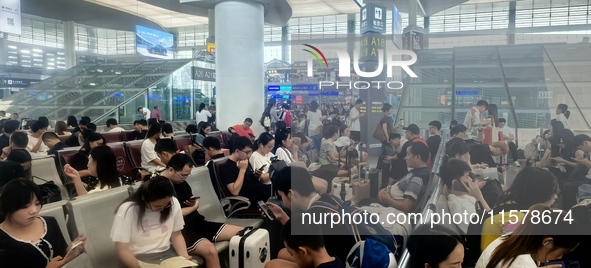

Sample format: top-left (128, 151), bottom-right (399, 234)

top-left (220, 197), bottom-right (252, 218)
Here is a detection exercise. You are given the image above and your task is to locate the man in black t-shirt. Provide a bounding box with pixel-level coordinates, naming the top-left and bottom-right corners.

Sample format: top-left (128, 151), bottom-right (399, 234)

top-left (43, 132), bottom-right (69, 158)
top-left (427, 120), bottom-right (442, 158)
top-left (129, 120), bottom-right (148, 141)
top-left (160, 153), bottom-right (244, 267)
top-left (274, 218), bottom-right (344, 268)
top-left (265, 167), bottom-right (356, 266)
top-left (469, 142), bottom-right (508, 172)
top-left (202, 136), bottom-right (225, 160)
top-left (218, 136), bottom-right (271, 207)
top-left (0, 120), bottom-right (19, 152)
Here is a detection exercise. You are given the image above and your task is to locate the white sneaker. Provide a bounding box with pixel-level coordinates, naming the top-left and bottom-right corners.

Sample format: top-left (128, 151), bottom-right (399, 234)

top-left (513, 161), bottom-right (521, 167)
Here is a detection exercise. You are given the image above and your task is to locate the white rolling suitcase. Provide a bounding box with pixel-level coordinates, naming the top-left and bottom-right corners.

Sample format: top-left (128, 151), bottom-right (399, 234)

top-left (229, 226), bottom-right (270, 268)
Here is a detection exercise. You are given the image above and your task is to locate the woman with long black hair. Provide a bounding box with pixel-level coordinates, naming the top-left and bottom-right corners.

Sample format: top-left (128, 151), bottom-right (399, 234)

top-left (111, 175), bottom-right (194, 267)
top-left (196, 103), bottom-right (212, 125)
top-left (64, 145), bottom-right (128, 196)
top-left (70, 131), bottom-right (105, 177)
top-left (141, 123), bottom-right (166, 171)
top-left (477, 204), bottom-right (582, 268)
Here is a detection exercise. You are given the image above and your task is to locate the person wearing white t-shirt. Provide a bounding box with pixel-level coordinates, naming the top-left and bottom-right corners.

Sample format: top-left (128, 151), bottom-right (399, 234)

top-left (349, 99), bottom-right (365, 142)
top-left (111, 175), bottom-right (194, 267)
top-left (464, 100), bottom-right (489, 137)
top-left (26, 121), bottom-right (49, 156)
top-left (141, 124), bottom-right (166, 172)
top-left (249, 133), bottom-right (274, 183)
top-left (555, 103), bottom-right (570, 129)
top-left (138, 106), bottom-right (151, 120)
top-left (272, 128), bottom-right (328, 194)
top-left (307, 101), bottom-right (324, 136)
top-left (196, 103), bottom-right (212, 125)
top-left (498, 118), bottom-right (521, 167)
top-left (106, 118), bottom-right (126, 133)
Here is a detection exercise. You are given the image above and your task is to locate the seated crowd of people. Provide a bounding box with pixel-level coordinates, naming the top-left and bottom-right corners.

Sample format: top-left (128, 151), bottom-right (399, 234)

top-left (0, 101), bottom-right (590, 268)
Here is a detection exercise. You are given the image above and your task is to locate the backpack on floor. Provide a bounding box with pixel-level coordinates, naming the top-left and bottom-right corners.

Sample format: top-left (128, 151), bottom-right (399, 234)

top-left (346, 239), bottom-right (397, 268)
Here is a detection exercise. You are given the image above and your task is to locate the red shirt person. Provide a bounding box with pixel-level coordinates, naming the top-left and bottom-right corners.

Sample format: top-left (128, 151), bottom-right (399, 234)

top-left (232, 118), bottom-right (255, 138)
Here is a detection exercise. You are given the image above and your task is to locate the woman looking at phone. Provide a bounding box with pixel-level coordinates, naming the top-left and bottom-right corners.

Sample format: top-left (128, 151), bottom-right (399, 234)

top-left (0, 179), bottom-right (86, 268)
top-left (249, 132), bottom-right (274, 182)
top-left (440, 159), bottom-right (491, 234)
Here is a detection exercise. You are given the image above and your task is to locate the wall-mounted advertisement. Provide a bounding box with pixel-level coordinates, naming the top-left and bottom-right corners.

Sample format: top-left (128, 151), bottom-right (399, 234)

top-left (135, 25), bottom-right (174, 59)
top-left (0, 0), bottom-right (21, 35)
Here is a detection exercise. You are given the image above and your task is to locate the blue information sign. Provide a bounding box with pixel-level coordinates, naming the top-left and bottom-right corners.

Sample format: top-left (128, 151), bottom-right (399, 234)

top-left (360, 4), bottom-right (387, 34)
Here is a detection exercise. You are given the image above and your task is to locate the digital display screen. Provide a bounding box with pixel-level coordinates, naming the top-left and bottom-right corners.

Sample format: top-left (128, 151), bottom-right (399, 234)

top-left (136, 25), bottom-right (174, 59)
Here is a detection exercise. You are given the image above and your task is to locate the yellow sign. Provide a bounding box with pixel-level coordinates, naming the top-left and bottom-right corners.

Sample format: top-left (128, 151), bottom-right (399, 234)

top-left (207, 43), bottom-right (216, 54)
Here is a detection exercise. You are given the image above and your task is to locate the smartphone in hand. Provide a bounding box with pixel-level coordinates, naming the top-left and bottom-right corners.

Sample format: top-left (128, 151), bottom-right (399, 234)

top-left (188, 196), bottom-right (200, 201)
top-left (257, 200), bottom-right (276, 221)
top-left (64, 241), bottom-right (84, 259)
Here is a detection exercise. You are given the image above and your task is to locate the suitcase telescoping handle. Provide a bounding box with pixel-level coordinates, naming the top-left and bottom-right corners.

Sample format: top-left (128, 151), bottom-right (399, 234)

top-left (237, 226), bottom-right (254, 236)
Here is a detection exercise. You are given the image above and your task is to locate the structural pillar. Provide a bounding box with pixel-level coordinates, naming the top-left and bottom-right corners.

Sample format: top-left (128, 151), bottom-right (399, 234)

top-left (423, 16), bottom-right (430, 49)
top-left (206, 9), bottom-right (215, 45)
top-left (408, 0), bottom-right (417, 28)
top-left (347, 13), bottom-right (356, 57)
top-left (281, 24), bottom-right (289, 62)
top-left (215, 1), bottom-right (265, 133)
top-left (508, 1), bottom-right (516, 45)
top-left (64, 21), bottom-right (76, 69)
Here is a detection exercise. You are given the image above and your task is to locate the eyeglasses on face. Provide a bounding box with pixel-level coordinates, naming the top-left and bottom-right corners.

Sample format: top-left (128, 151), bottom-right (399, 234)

top-left (149, 199), bottom-right (173, 211)
top-left (240, 149), bottom-right (253, 155)
top-left (174, 170), bottom-right (190, 179)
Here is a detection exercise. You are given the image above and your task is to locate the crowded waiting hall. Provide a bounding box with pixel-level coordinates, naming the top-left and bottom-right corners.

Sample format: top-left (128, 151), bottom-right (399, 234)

top-left (1, 0), bottom-right (591, 267)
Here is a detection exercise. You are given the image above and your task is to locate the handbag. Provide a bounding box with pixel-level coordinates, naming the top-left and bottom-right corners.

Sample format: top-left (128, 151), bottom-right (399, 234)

top-left (33, 176), bottom-right (62, 204)
top-left (373, 122), bottom-right (387, 142)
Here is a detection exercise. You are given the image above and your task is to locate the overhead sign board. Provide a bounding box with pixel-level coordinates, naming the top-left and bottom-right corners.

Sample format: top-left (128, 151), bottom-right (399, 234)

top-left (191, 66), bottom-right (215, 82)
top-left (0, 0), bottom-right (21, 35)
top-left (360, 4), bottom-right (386, 34)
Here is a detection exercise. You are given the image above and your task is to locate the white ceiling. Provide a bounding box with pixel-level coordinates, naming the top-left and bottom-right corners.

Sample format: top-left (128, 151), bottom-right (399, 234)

top-left (84, 0), bottom-right (519, 29)
top-left (84, 0), bottom-right (208, 28)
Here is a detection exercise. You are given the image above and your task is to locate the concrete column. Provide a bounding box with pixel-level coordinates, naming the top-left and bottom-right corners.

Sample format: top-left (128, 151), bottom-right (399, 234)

top-left (215, 1), bottom-right (265, 133)
top-left (347, 13), bottom-right (356, 57)
top-left (281, 24), bottom-right (289, 62)
top-left (206, 9), bottom-right (215, 44)
top-left (408, 0), bottom-right (417, 28)
top-left (508, 1), bottom-right (516, 45)
top-left (63, 21), bottom-right (76, 69)
top-left (424, 16), bottom-right (430, 49)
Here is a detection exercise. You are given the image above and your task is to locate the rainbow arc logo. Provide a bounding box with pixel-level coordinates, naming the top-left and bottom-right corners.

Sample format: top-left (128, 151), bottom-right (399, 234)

top-left (302, 44), bottom-right (328, 68)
